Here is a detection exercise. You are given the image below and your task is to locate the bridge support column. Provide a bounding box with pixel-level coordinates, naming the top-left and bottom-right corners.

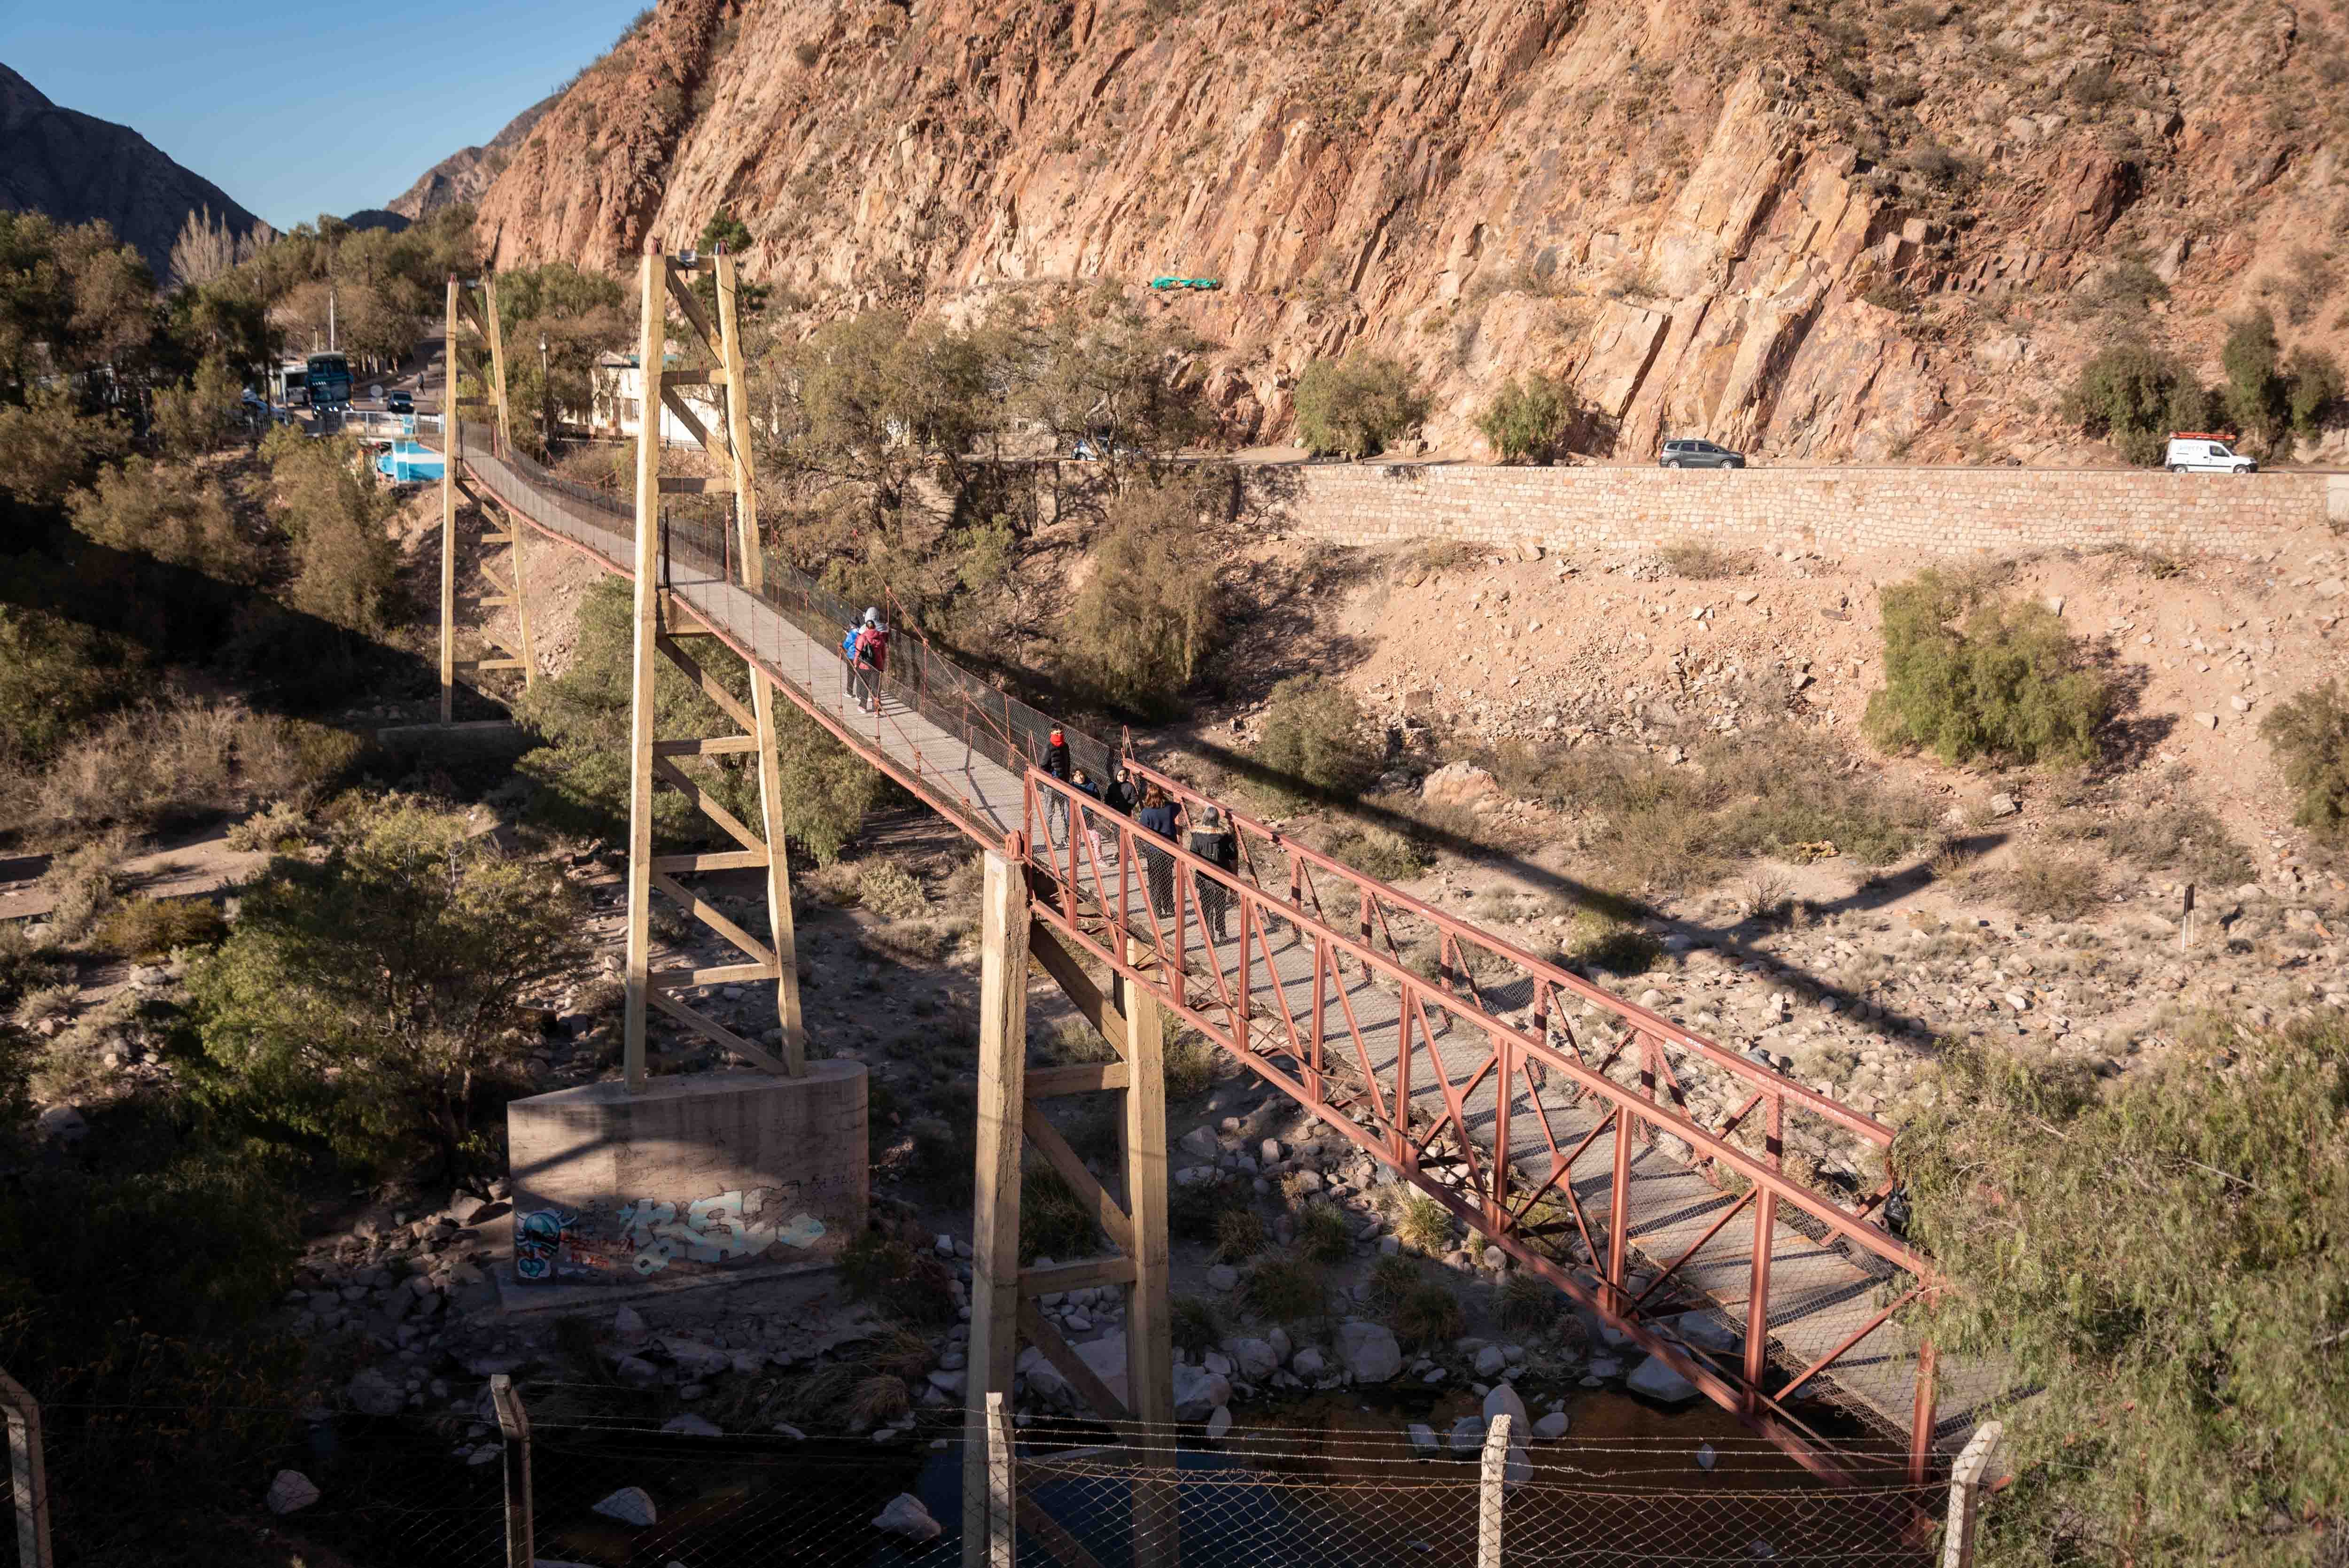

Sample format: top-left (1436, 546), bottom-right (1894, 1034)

top-left (620, 239), bottom-right (667, 1092)
top-left (964, 850), bottom-right (1030, 1567)
top-left (1124, 935), bottom-right (1177, 1568)
top-left (437, 272), bottom-right (534, 722)
top-left (438, 278), bottom-right (458, 724)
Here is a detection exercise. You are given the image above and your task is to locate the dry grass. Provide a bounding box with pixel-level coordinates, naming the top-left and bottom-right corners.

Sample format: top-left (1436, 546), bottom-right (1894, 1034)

top-left (2003, 854), bottom-right (2107, 919)
top-left (1657, 542), bottom-right (1754, 580)
top-left (91, 897), bottom-right (226, 960)
top-left (1392, 1191), bottom-right (1453, 1253)
top-left (1389, 1280), bottom-right (1466, 1349)
top-left (1164, 1032), bottom-right (1218, 1099)
top-left (1213, 1207), bottom-right (1267, 1263)
top-left (1295, 1200), bottom-right (1353, 1263)
top-left (1244, 1256), bottom-right (1327, 1323)
top-left (856, 860), bottom-right (929, 920)
top-left (30, 703), bottom-right (359, 838)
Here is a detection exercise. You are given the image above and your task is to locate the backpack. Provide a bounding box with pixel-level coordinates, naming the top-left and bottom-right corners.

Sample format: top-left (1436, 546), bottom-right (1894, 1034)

top-left (840, 626), bottom-right (859, 660)
top-left (858, 626), bottom-right (889, 669)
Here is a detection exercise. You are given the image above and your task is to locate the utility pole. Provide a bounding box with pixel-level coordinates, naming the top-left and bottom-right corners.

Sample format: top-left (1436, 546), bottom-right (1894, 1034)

top-left (539, 332), bottom-right (552, 449)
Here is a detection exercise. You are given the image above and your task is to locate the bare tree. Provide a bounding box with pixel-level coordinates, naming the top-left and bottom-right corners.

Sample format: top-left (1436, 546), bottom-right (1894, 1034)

top-left (168, 206), bottom-right (257, 290)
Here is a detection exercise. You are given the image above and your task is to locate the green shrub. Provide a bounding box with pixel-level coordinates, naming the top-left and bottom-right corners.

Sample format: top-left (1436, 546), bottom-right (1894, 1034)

top-left (1295, 1200), bottom-right (1353, 1263)
top-left (1164, 1030), bottom-right (1218, 1099)
top-left (1171, 1295), bottom-right (1221, 1353)
top-left (1019, 1164), bottom-right (1101, 1263)
top-left (1060, 480), bottom-right (1223, 715)
top-left (838, 1228), bottom-right (958, 1324)
top-left (1497, 1270), bottom-right (1558, 1332)
top-left (1170, 1170), bottom-right (1249, 1241)
top-left (262, 429), bottom-right (398, 632)
top-left (0, 602), bottom-right (140, 766)
top-left (1389, 1279), bottom-right (1465, 1349)
top-left (1563, 913), bottom-right (1662, 976)
top-left (1292, 353), bottom-right (1429, 458)
top-left (858, 860), bottom-right (928, 919)
top-left (0, 388), bottom-right (129, 508)
top-left (1321, 821), bottom-right (1428, 880)
top-left (92, 897), bottom-right (226, 959)
top-left (1366, 1253), bottom-right (1422, 1307)
top-left (1865, 569), bottom-right (2109, 765)
top-left (1256, 675), bottom-right (1378, 797)
top-left (2221, 308), bottom-right (2286, 448)
top-left (1244, 1255), bottom-right (1327, 1322)
top-left (904, 1114), bottom-right (972, 1194)
top-left (2065, 340), bottom-right (2211, 466)
top-left (1903, 1012), bottom-right (2349, 1564)
top-left (1392, 1191), bottom-right (1454, 1254)
top-left (1475, 373), bottom-right (1575, 462)
top-left (2261, 680), bottom-right (2349, 843)
top-left (67, 457), bottom-right (257, 582)
top-left (1214, 1206), bottom-right (1267, 1262)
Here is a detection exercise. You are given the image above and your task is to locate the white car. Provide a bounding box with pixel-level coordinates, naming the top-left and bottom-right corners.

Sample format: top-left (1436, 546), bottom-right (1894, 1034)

top-left (2164, 435), bottom-right (2256, 474)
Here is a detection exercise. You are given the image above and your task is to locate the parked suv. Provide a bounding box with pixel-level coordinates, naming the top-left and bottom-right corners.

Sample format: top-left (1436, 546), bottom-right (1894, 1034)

top-left (2164, 433), bottom-right (2256, 474)
top-left (1659, 438), bottom-right (1746, 469)
top-left (386, 390), bottom-right (414, 414)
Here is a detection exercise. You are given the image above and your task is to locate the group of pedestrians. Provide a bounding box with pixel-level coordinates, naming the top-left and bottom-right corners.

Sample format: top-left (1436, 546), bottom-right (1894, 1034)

top-left (1040, 726), bottom-right (1237, 939)
top-left (838, 607), bottom-right (891, 713)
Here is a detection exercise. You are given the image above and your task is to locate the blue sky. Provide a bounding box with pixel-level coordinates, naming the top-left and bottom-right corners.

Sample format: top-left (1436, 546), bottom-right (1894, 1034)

top-left (2, 0), bottom-right (648, 229)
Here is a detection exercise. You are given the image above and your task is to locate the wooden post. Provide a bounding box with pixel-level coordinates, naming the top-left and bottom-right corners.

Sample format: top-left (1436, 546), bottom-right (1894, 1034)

top-left (1940, 1422), bottom-right (2002, 1568)
top-left (1, 1366), bottom-right (51, 1568)
top-left (489, 1374), bottom-right (533, 1568)
top-left (1909, 1337), bottom-right (1939, 1487)
top-left (964, 851), bottom-right (1030, 1566)
top-left (715, 246), bottom-right (803, 1072)
top-left (620, 238), bottom-right (667, 1093)
top-left (479, 277), bottom-right (534, 691)
top-left (438, 277), bottom-right (459, 724)
top-left (985, 1391), bottom-right (1017, 1568)
top-left (1124, 935), bottom-right (1176, 1568)
top-left (1478, 1413), bottom-right (1512, 1568)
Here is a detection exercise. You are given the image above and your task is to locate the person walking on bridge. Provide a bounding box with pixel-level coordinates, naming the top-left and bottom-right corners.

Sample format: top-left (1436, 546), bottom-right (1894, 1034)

top-left (1187, 804), bottom-right (1237, 942)
top-left (1043, 727), bottom-right (1072, 848)
top-left (1071, 767), bottom-right (1107, 869)
top-left (839, 619), bottom-right (862, 707)
top-left (1104, 762), bottom-right (1139, 819)
top-left (853, 607), bottom-right (889, 713)
top-left (1137, 784), bottom-right (1179, 921)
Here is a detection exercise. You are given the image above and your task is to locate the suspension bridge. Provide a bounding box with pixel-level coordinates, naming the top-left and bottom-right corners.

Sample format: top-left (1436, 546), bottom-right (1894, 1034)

top-left (423, 240), bottom-right (2000, 1562)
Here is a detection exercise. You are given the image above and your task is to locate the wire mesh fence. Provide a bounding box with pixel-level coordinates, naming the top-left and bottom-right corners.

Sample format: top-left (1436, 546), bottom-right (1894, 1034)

top-left (8, 1386), bottom-right (1976, 1568)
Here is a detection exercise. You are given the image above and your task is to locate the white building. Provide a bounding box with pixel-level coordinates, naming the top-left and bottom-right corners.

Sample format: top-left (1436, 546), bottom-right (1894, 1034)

top-left (590, 353), bottom-right (720, 448)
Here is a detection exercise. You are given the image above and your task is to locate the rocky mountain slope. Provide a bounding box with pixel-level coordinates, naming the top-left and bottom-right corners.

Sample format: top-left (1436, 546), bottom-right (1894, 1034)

top-left (0, 62), bottom-right (269, 278)
top-left (386, 93), bottom-right (560, 222)
top-left (470, 0), bottom-right (2349, 463)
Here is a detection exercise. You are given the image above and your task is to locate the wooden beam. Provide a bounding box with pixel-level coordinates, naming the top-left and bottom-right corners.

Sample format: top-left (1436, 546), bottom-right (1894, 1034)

top-left (651, 850), bottom-right (767, 874)
top-left (651, 756), bottom-right (768, 856)
top-left (1018, 1256), bottom-right (1137, 1296)
top-left (1021, 1102), bottom-right (1134, 1253)
top-left (656, 634), bottom-right (759, 733)
top-left (651, 962), bottom-right (776, 989)
top-left (621, 238), bottom-right (668, 1094)
top-left (1026, 1062), bottom-right (1131, 1098)
top-left (664, 267), bottom-right (723, 361)
top-left (1019, 1298), bottom-right (1131, 1422)
top-left (439, 278), bottom-right (459, 725)
top-left (656, 474), bottom-right (734, 495)
top-left (661, 367), bottom-right (729, 387)
top-left (653, 736), bottom-right (758, 756)
top-left (964, 852), bottom-right (1031, 1563)
top-left (1030, 919), bottom-right (1129, 1057)
top-left (645, 986), bottom-right (791, 1074)
top-left (658, 386), bottom-right (713, 451)
top-left (1123, 931), bottom-right (1176, 1447)
top-left (652, 869), bottom-right (780, 969)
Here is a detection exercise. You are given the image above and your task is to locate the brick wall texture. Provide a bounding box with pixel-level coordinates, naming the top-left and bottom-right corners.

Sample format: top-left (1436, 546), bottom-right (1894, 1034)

top-left (1263, 464), bottom-right (2349, 559)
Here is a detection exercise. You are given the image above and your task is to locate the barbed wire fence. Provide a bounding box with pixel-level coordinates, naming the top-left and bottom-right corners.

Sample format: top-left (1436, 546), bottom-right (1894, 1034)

top-left (2, 1369), bottom-right (2003, 1568)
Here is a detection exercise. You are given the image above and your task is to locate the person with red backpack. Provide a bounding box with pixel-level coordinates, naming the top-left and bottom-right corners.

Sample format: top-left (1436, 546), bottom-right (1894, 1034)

top-left (853, 607), bottom-right (889, 712)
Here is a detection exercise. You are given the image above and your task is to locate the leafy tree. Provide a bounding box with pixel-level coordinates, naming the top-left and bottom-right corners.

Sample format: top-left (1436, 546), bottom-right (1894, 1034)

top-left (0, 388), bottom-right (130, 507)
top-left (489, 262), bottom-right (630, 456)
top-left (151, 357), bottom-right (247, 457)
top-left (516, 578), bottom-right (879, 862)
top-left (2222, 308), bottom-right (2287, 449)
top-left (693, 209), bottom-right (768, 316)
top-left (0, 211), bottom-right (158, 396)
top-left (2284, 346), bottom-right (2342, 439)
top-left (2065, 339), bottom-right (2206, 466)
top-left (1256, 675), bottom-right (1379, 796)
top-left (1864, 569), bottom-right (2108, 764)
top-left (188, 795), bottom-right (584, 1179)
top-left (1902, 1014), bottom-right (2349, 1566)
top-left (67, 456), bottom-right (257, 582)
top-left (1476, 372), bottom-right (1576, 463)
top-left (262, 427), bottom-right (397, 632)
top-left (762, 309), bottom-right (991, 523)
top-left (0, 601), bottom-right (140, 764)
top-left (988, 285), bottom-right (1212, 487)
top-left (1059, 479), bottom-right (1224, 714)
top-left (1293, 351), bottom-right (1428, 459)
top-left (2260, 679), bottom-right (2349, 843)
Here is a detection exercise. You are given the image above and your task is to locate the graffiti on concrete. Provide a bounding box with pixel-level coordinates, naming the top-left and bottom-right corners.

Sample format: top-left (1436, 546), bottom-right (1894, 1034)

top-left (513, 1206), bottom-right (574, 1282)
top-left (514, 1186), bottom-right (831, 1285)
top-left (615, 1188), bottom-right (826, 1277)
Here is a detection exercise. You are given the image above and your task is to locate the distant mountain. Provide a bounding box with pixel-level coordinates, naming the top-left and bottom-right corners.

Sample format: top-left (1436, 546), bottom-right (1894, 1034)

top-left (342, 209), bottom-right (412, 233)
top-left (386, 93), bottom-right (559, 222)
top-left (0, 61), bottom-right (269, 279)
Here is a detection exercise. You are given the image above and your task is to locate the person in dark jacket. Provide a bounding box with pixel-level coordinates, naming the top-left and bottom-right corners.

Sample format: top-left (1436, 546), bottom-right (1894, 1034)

top-left (1043, 727), bottom-right (1072, 847)
top-left (1186, 804), bottom-right (1238, 942)
top-left (1103, 764), bottom-right (1140, 817)
top-left (1136, 785), bottom-right (1179, 919)
top-left (1070, 767), bottom-right (1107, 869)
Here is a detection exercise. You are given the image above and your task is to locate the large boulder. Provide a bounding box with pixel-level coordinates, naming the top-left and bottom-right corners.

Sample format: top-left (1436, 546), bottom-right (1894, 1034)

top-left (872, 1493), bottom-right (942, 1543)
top-left (1449, 1416), bottom-right (1486, 1455)
top-left (1172, 1363), bottom-right (1233, 1422)
top-left (1072, 1333), bottom-right (1130, 1409)
top-left (1627, 1354), bottom-right (1702, 1404)
top-left (1671, 1311), bottom-right (1738, 1354)
top-left (1336, 1321), bottom-right (1403, 1384)
top-left (1482, 1382), bottom-right (1529, 1433)
top-left (1421, 762), bottom-right (1501, 811)
top-left (345, 1367), bottom-right (405, 1417)
top-left (592, 1486), bottom-right (658, 1527)
top-left (1225, 1337), bottom-right (1280, 1380)
top-left (265, 1471), bottom-right (319, 1515)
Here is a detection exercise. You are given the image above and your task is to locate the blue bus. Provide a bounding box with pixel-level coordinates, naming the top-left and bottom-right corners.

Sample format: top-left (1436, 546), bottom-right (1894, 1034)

top-left (305, 353), bottom-right (353, 409)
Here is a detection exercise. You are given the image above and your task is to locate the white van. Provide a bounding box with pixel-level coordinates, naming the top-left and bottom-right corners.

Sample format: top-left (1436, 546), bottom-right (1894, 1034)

top-left (2164, 434), bottom-right (2257, 474)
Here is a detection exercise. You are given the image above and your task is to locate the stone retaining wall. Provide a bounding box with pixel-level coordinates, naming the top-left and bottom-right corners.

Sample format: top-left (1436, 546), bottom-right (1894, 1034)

top-left (1267, 464), bottom-right (2349, 560)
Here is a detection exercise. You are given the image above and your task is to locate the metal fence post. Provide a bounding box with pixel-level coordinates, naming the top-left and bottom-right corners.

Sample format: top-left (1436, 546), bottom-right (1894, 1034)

top-left (0, 1366), bottom-right (52, 1568)
top-left (490, 1374), bottom-right (533, 1568)
top-left (985, 1390), bottom-right (1016, 1568)
top-left (1940, 1421), bottom-right (2002, 1568)
top-left (1478, 1413), bottom-right (1512, 1568)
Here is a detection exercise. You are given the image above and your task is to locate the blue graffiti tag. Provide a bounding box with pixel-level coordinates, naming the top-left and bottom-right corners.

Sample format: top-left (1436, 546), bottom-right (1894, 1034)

top-left (514, 1206), bottom-right (574, 1282)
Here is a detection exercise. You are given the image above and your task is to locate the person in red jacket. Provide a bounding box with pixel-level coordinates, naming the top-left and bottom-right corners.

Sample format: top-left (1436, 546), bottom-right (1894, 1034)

top-left (853, 607), bottom-right (889, 712)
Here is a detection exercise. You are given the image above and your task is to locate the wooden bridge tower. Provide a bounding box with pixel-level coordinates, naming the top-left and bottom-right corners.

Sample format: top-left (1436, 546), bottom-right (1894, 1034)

top-left (437, 274), bottom-right (537, 723)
